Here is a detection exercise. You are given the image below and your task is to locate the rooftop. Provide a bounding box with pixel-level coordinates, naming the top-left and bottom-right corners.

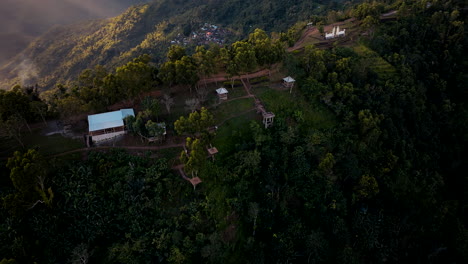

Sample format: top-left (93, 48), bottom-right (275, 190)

top-left (283, 76), bottom-right (295, 83)
top-left (88, 109), bottom-right (135, 132)
top-left (216, 87), bottom-right (229, 94)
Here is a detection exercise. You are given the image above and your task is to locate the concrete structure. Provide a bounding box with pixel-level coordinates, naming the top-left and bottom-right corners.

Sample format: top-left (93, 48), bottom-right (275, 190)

top-left (88, 109), bottom-right (134, 142)
top-left (336, 26), bottom-right (346, 37)
top-left (262, 112), bottom-right (275, 129)
top-left (216, 87), bottom-right (229, 101)
top-left (255, 98), bottom-right (275, 128)
top-left (325, 26), bottom-right (346, 39)
top-left (325, 26), bottom-right (336, 39)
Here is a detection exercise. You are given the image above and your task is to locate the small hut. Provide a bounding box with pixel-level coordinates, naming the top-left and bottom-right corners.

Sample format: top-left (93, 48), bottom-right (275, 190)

top-left (282, 76), bottom-right (296, 93)
top-left (262, 112), bottom-right (275, 128)
top-left (216, 87), bottom-right (229, 101)
top-left (207, 144), bottom-right (219, 161)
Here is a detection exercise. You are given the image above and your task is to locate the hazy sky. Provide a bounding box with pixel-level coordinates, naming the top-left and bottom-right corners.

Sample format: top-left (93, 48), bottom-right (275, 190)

top-left (0, 0), bottom-right (148, 64)
top-left (0, 0), bottom-right (147, 35)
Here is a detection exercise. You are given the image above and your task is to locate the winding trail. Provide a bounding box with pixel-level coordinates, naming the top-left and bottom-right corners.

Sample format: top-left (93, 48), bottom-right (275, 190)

top-left (198, 68), bottom-right (274, 86)
top-left (50, 143), bottom-right (185, 158)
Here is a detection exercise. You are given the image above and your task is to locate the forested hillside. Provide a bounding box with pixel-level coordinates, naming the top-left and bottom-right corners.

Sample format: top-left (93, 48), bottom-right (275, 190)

top-left (1, 0), bottom-right (467, 263)
top-left (0, 0), bottom-right (348, 90)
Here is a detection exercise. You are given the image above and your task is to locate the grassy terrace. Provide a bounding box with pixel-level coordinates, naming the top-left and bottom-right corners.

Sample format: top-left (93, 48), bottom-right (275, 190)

top-left (256, 87), bottom-right (337, 130)
top-left (354, 44), bottom-right (396, 80)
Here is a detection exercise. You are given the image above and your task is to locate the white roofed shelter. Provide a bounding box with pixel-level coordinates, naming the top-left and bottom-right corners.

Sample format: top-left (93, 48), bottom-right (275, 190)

top-left (283, 76), bottom-right (296, 93)
top-left (216, 87), bottom-right (229, 101)
top-left (88, 109), bottom-right (135, 142)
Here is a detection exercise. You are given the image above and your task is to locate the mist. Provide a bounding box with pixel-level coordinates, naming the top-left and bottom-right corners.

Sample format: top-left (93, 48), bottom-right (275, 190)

top-left (0, 0), bottom-right (149, 66)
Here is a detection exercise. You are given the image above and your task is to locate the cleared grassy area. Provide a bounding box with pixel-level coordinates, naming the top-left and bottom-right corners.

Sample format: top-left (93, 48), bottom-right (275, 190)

top-left (225, 86), bottom-right (248, 99)
top-left (354, 44), bottom-right (396, 79)
top-left (256, 87), bottom-right (337, 130)
top-left (0, 132), bottom-right (84, 159)
top-left (212, 111), bottom-right (259, 156)
top-left (212, 97), bottom-right (255, 124)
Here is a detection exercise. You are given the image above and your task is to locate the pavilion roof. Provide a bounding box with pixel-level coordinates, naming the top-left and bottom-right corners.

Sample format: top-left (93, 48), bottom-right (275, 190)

top-left (216, 87), bottom-right (229, 94)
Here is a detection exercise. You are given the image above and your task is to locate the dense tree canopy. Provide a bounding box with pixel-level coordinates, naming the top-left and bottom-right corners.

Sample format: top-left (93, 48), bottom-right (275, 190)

top-left (1, 0), bottom-right (467, 263)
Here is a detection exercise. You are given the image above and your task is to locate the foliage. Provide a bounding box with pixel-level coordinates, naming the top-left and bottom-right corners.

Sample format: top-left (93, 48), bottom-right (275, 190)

top-left (1, 1), bottom-right (467, 263)
top-left (3, 149), bottom-right (53, 216)
top-left (0, 0), bottom-right (326, 90)
top-left (180, 137), bottom-right (206, 177)
top-left (174, 107), bottom-right (214, 136)
top-left (145, 120), bottom-right (165, 138)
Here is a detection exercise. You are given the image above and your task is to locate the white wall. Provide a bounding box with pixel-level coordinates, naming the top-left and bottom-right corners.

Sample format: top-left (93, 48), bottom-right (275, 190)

top-left (91, 131), bottom-right (125, 142)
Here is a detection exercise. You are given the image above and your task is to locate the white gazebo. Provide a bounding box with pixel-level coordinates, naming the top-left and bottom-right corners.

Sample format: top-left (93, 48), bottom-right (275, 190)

top-left (283, 76), bottom-right (296, 93)
top-left (88, 109), bottom-right (134, 142)
top-left (216, 87), bottom-right (229, 101)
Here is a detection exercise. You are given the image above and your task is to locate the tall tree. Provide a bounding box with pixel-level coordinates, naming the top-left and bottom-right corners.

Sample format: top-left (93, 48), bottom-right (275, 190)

top-left (4, 149), bottom-right (53, 216)
top-left (160, 93), bottom-right (175, 114)
top-left (167, 45), bottom-right (187, 62)
top-left (194, 46), bottom-right (216, 88)
top-left (180, 137), bottom-right (206, 177)
top-left (232, 41), bottom-right (258, 76)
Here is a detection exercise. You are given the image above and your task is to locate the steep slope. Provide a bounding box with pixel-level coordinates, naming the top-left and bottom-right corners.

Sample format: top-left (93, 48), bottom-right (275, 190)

top-left (0, 0), bottom-right (346, 90)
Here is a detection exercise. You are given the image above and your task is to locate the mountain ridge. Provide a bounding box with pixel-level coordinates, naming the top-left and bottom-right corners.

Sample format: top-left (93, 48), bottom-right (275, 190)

top-left (0, 0), bottom-right (347, 90)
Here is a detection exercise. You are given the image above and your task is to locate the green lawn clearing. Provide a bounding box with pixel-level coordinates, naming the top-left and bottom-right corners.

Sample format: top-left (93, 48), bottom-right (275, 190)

top-left (212, 97), bottom-right (255, 124)
top-left (256, 88), bottom-right (337, 130)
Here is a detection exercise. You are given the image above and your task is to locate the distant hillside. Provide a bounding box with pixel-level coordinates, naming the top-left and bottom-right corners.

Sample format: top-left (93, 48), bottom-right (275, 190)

top-left (0, 0), bottom-right (348, 90)
top-left (0, 0), bottom-right (149, 66)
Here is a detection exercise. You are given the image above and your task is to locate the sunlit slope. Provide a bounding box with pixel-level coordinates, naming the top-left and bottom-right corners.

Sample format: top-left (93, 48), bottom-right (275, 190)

top-left (0, 0), bottom-right (342, 90)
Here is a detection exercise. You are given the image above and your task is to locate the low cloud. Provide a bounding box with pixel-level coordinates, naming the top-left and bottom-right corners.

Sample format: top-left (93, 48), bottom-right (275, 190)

top-left (17, 58), bottom-right (39, 87)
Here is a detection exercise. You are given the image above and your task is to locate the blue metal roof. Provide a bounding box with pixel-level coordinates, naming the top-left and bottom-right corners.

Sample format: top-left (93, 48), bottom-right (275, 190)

top-left (88, 109), bottom-right (135, 132)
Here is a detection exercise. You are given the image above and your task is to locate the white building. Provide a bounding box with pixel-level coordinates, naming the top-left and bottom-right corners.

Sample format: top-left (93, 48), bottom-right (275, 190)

top-left (88, 109), bottom-right (134, 142)
top-left (325, 26), bottom-right (336, 39)
top-left (336, 26), bottom-right (346, 37)
top-left (325, 26), bottom-right (346, 39)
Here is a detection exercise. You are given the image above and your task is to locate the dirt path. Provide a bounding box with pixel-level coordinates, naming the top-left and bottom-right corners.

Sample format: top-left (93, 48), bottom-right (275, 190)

top-left (198, 68), bottom-right (274, 86)
top-left (288, 26), bottom-right (319, 51)
top-left (50, 143), bottom-right (185, 158)
top-left (240, 78), bottom-right (253, 96)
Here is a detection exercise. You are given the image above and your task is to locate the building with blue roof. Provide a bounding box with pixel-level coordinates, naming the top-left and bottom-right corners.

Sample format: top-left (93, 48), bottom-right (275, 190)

top-left (88, 109), bottom-right (135, 142)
